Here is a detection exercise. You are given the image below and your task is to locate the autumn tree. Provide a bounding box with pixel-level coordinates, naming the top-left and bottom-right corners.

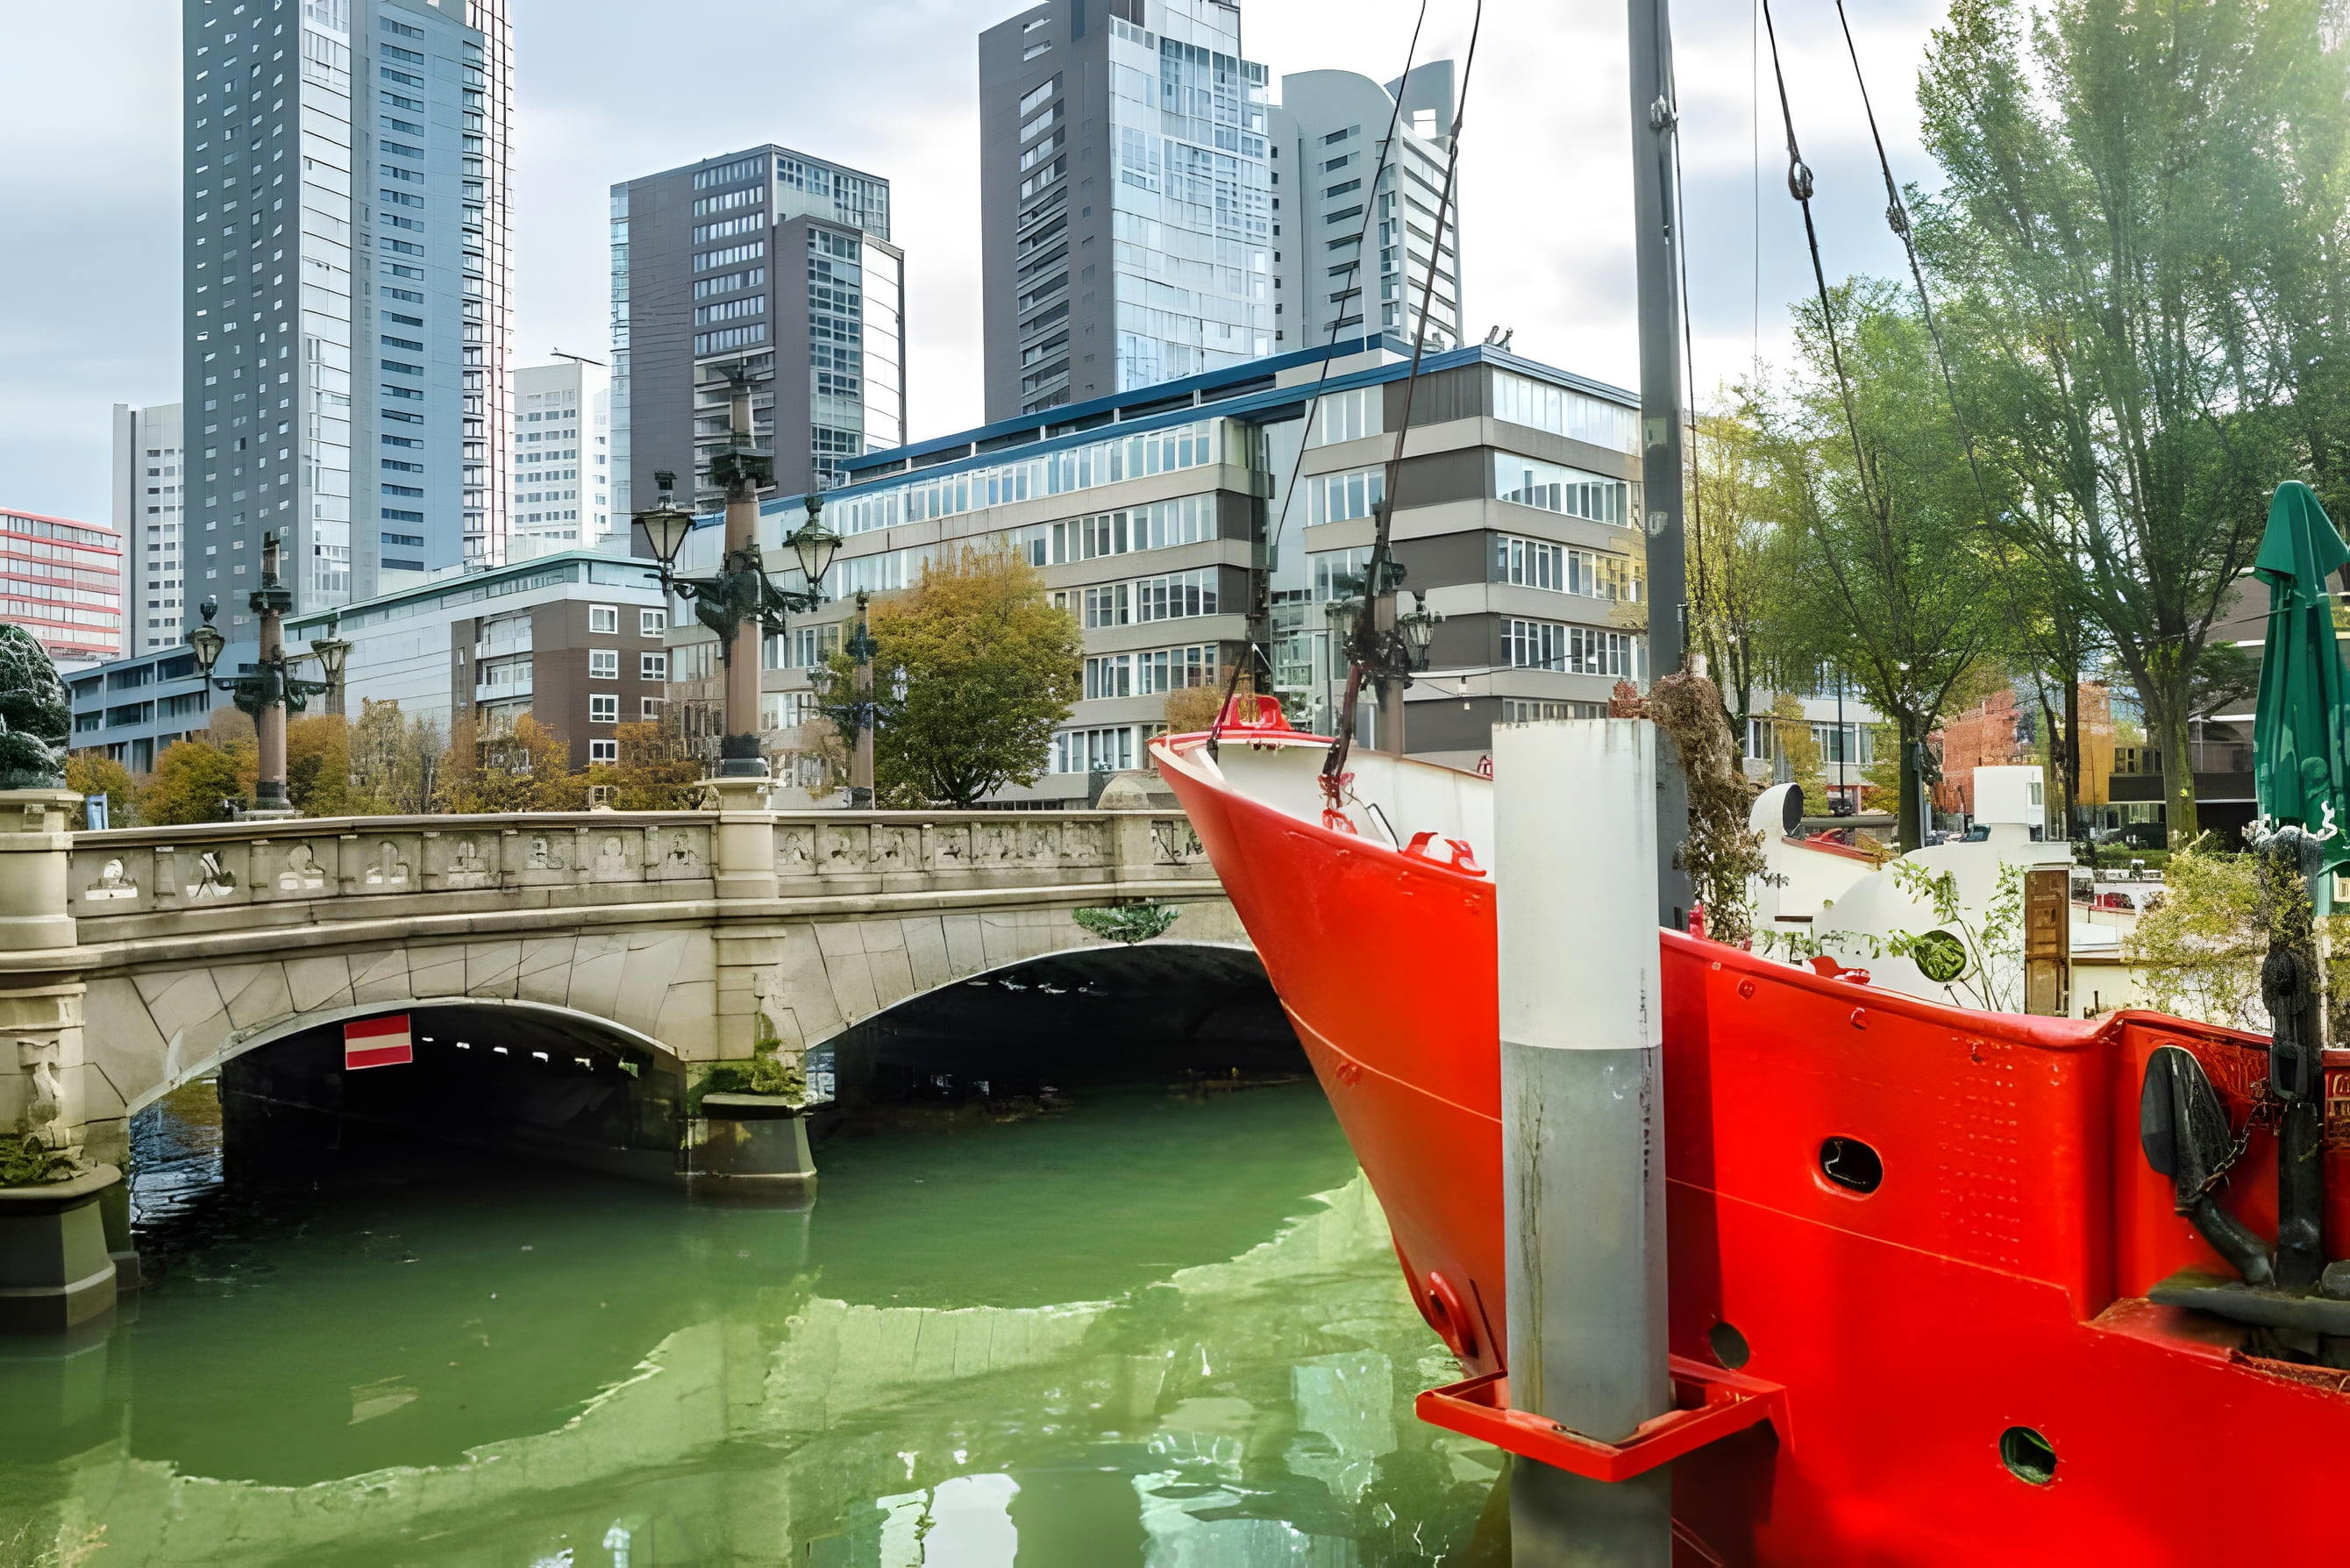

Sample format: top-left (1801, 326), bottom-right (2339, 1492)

top-left (821, 545), bottom-right (1081, 806)
top-left (1687, 401), bottom-right (1805, 738)
top-left (140, 737), bottom-right (253, 825)
top-left (64, 753), bottom-right (139, 827)
top-left (438, 712), bottom-right (584, 813)
top-left (348, 698), bottom-right (441, 815)
top-left (285, 713), bottom-right (350, 816)
top-left (586, 714), bottom-right (704, 809)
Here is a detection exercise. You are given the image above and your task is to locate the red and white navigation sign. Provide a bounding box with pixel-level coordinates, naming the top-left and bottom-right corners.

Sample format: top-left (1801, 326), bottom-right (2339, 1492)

top-left (344, 1014), bottom-right (415, 1071)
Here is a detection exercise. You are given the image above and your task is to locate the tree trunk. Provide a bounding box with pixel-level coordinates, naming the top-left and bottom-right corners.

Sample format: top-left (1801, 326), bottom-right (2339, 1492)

top-left (2154, 695), bottom-right (2200, 848)
top-left (1897, 724), bottom-right (1925, 852)
top-left (2062, 672), bottom-right (2081, 842)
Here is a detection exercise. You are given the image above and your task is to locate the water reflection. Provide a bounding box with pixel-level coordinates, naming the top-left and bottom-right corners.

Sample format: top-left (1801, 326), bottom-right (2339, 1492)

top-left (0, 1081), bottom-right (1500, 1566)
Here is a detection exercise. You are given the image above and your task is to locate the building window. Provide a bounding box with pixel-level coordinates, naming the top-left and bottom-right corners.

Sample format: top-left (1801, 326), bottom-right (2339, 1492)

top-left (639, 608), bottom-right (666, 636)
top-left (1306, 467), bottom-right (1385, 526)
top-left (1052, 725), bottom-right (1136, 775)
top-left (1492, 453), bottom-right (1629, 525)
top-left (640, 652), bottom-right (667, 680)
top-left (1502, 618), bottom-right (1647, 680)
top-left (588, 738), bottom-right (619, 764)
top-left (588, 648), bottom-right (619, 678)
top-left (588, 604), bottom-right (619, 633)
top-left (1308, 387), bottom-right (1380, 447)
top-left (589, 694), bottom-right (619, 723)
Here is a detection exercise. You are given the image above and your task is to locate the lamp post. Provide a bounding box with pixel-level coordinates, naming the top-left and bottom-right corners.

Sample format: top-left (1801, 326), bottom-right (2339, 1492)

top-left (183, 533), bottom-right (339, 818)
top-left (307, 613), bottom-right (352, 717)
top-left (632, 366), bottom-right (842, 780)
top-left (844, 590), bottom-right (879, 806)
top-left (1327, 562), bottom-right (1442, 749)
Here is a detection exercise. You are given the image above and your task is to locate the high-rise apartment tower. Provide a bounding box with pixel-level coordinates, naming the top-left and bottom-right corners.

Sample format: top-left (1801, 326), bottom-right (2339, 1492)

top-left (610, 146), bottom-right (904, 515)
top-left (181, 0), bottom-right (511, 648)
top-left (112, 403), bottom-right (189, 656)
top-left (978, 0), bottom-right (1275, 421)
top-left (1269, 64), bottom-right (1463, 353)
top-left (507, 358), bottom-right (614, 558)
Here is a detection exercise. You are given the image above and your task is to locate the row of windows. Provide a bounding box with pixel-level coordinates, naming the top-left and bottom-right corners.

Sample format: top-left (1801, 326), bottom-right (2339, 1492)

top-left (694, 323), bottom-right (767, 355)
top-left (824, 420), bottom-right (1227, 537)
top-left (1015, 494), bottom-right (1217, 566)
top-left (1502, 619), bottom-right (1645, 680)
top-left (1492, 534), bottom-right (1642, 601)
top-left (694, 267), bottom-right (765, 298)
top-left (1061, 567), bottom-right (1220, 629)
top-left (584, 649), bottom-right (668, 680)
top-left (695, 240), bottom-right (764, 272)
top-left (1082, 644), bottom-right (1217, 700)
top-left (1492, 453), bottom-right (1628, 525)
top-left (586, 604), bottom-right (668, 636)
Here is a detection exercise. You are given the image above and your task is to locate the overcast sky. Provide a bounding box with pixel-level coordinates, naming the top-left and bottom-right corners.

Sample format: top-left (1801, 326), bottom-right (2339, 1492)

top-left (0, 0), bottom-right (1948, 526)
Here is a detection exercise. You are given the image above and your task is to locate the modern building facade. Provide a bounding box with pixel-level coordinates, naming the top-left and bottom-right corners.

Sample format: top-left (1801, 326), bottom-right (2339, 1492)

top-left (978, 0), bottom-right (1276, 420)
top-left (1268, 64), bottom-right (1463, 353)
top-left (288, 550), bottom-right (666, 769)
top-left (181, 0), bottom-right (511, 648)
top-left (2, 509), bottom-right (125, 669)
top-left (609, 146), bottom-right (903, 515)
top-left (663, 336), bottom-right (1645, 800)
top-left (67, 552), bottom-right (661, 775)
top-left (111, 403), bottom-right (189, 657)
top-left (507, 358), bottom-right (614, 559)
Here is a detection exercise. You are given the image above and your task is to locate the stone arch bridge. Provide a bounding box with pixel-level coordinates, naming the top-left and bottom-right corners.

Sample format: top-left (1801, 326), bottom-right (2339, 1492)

top-left (0, 790), bottom-right (1238, 1192)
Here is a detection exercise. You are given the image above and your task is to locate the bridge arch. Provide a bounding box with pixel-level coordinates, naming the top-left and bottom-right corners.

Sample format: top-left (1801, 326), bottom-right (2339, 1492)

top-left (126, 995), bottom-right (687, 1120)
top-left (801, 938), bottom-right (1303, 1109)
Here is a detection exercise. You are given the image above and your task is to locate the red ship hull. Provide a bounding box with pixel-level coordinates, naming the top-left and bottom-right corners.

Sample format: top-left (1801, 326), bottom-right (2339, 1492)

top-left (1156, 723), bottom-right (2350, 1564)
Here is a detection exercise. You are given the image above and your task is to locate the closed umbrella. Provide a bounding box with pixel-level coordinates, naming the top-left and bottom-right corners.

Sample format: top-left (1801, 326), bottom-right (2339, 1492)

top-left (2252, 480), bottom-right (2350, 874)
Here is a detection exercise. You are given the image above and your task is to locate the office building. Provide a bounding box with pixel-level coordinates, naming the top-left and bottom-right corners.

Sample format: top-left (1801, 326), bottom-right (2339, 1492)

top-left (508, 358), bottom-right (614, 558)
top-left (289, 551), bottom-right (666, 768)
top-left (69, 551), bottom-right (664, 775)
top-left (2, 509), bottom-right (124, 669)
top-left (112, 403), bottom-right (189, 655)
top-left (1268, 64), bottom-right (1463, 353)
top-left (181, 0), bottom-right (511, 645)
top-left (662, 335), bottom-right (1643, 798)
top-left (978, 0), bottom-right (1275, 421)
top-left (609, 145), bottom-right (904, 515)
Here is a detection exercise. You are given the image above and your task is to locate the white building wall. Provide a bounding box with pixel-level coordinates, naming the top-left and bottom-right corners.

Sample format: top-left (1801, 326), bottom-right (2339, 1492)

top-left (507, 359), bottom-right (615, 559)
top-left (112, 403), bottom-right (187, 656)
top-left (1271, 63), bottom-right (1462, 353)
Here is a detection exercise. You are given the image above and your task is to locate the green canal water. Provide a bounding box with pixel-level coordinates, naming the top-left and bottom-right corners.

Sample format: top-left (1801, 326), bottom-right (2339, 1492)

top-left (0, 1080), bottom-right (1503, 1567)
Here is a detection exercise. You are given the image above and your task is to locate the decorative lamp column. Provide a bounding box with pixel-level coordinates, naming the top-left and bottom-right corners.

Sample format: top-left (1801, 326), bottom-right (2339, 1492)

top-left (250, 535), bottom-right (296, 816)
top-left (709, 367), bottom-right (773, 778)
top-left (848, 590), bottom-right (878, 807)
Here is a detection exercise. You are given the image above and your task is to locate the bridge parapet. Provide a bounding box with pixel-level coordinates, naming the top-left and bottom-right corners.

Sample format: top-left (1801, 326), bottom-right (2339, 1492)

top-left (61, 809), bottom-right (1211, 944)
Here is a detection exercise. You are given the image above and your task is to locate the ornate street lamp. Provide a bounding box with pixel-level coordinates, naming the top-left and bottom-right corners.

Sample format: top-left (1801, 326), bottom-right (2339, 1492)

top-left (307, 613), bottom-right (352, 716)
top-left (1323, 558), bottom-right (1440, 753)
top-left (632, 367), bottom-right (839, 780)
top-left (184, 533), bottom-right (336, 818)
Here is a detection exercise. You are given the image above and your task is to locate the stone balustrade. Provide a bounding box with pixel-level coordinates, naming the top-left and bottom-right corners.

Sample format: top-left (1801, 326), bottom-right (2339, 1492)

top-left (61, 809), bottom-right (1213, 942)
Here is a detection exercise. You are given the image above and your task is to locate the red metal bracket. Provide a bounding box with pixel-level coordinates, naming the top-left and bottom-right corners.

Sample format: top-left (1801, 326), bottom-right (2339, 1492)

top-left (1415, 1357), bottom-right (1787, 1483)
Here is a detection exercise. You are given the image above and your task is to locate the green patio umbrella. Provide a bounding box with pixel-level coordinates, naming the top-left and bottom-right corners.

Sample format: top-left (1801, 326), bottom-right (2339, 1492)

top-left (2252, 480), bottom-right (2350, 885)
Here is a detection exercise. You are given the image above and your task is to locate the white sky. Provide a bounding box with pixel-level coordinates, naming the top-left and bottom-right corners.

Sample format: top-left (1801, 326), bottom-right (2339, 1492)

top-left (0, 0), bottom-right (1948, 525)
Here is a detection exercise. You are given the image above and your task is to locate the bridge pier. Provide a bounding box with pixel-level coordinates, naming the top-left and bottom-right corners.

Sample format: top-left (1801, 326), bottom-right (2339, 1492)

top-left (0, 788), bottom-right (123, 1333)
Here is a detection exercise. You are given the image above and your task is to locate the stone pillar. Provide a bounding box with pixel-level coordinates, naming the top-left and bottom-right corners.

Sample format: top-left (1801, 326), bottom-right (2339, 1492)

top-left (704, 777), bottom-right (779, 903)
top-left (0, 789), bottom-right (123, 1332)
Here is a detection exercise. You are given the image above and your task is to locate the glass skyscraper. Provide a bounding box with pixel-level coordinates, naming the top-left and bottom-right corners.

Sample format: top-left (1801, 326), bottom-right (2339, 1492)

top-left (979, 0), bottom-right (1275, 420)
top-left (180, 0), bottom-right (511, 651)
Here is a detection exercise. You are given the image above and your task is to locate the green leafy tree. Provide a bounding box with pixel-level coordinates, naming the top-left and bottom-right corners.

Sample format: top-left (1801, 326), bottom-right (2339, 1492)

top-left (1917, 0), bottom-right (2296, 844)
top-left (1758, 283), bottom-right (2012, 849)
top-left (1688, 402), bottom-right (1805, 739)
top-left (822, 545), bottom-right (1081, 806)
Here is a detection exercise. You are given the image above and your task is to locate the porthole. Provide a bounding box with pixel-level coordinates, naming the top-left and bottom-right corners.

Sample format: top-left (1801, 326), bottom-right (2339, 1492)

top-left (1819, 1136), bottom-right (1884, 1194)
top-left (1913, 929), bottom-right (1968, 983)
top-left (1999, 1426), bottom-right (2056, 1485)
top-left (1707, 1321), bottom-right (1751, 1370)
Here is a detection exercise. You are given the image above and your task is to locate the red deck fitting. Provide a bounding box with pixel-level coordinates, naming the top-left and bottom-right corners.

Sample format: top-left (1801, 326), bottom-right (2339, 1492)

top-left (1415, 1357), bottom-right (1787, 1483)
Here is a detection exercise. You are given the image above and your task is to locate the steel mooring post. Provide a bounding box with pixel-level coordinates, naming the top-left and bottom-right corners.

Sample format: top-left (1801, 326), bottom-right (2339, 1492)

top-left (1495, 719), bottom-right (1673, 1564)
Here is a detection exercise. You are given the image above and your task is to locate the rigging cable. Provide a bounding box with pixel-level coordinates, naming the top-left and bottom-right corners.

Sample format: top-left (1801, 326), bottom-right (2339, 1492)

top-left (1320, 0), bottom-right (1487, 797)
top-left (1206, 0), bottom-right (1433, 759)
top-left (1831, 0), bottom-right (1995, 510)
top-left (1759, 0), bottom-right (1876, 502)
